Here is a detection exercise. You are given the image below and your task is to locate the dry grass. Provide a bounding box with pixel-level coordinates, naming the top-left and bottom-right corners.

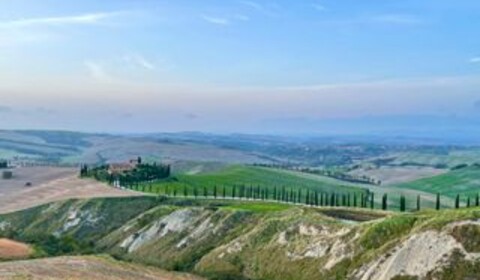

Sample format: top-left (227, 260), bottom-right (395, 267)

top-left (348, 166), bottom-right (446, 186)
top-left (0, 167), bottom-right (143, 214)
top-left (0, 256), bottom-right (205, 280)
top-left (0, 239), bottom-right (33, 260)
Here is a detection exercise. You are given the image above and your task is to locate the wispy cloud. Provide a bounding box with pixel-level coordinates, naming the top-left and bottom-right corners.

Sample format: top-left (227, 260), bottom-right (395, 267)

top-left (234, 14), bottom-right (250, 21)
top-left (0, 12), bottom-right (122, 28)
top-left (312, 3), bottom-right (327, 12)
top-left (239, 1), bottom-right (281, 17)
top-left (469, 57), bottom-right (480, 63)
top-left (371, 14), bottom-right (422, 25)
top-left (239, 1), bottom-right (263, 11)
top-left (201, 15), bottom-right (230, 25)
top-left (84, 60), bottom-right (114, 83)
top-left (123, 54), bottom-right (155, 70)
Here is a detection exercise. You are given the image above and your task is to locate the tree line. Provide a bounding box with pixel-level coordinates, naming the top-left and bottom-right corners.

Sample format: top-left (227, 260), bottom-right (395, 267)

top-left (122, 182), bottom-right (480, 212)
top-left (80, 162), bottom-right (171, 185)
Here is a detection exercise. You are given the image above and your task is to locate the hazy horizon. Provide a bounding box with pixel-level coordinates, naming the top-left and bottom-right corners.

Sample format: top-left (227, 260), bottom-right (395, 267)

top-left (1, 0), bottom-right (479, 134)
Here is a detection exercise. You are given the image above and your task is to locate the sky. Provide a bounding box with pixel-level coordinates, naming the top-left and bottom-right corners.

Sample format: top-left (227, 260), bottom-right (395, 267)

top-left (0, 0), bottom-right (479, 135)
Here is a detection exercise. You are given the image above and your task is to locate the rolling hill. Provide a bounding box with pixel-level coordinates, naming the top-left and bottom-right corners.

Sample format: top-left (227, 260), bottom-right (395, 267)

top-left (0, 196), bottom-right (479, 280)
top-left (395, 165), bottom-right (480, 201)
top-left (139, 165), bottom-right (368, 200)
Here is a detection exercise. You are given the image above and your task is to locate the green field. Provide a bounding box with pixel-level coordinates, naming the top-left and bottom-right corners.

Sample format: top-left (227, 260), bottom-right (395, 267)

top-left (390, 149), bottom-right (480, 168)
top-left (222, 201), bottom-right (292, 212)
top-left (396, 166), bottom-right (480, 199)
top-left (138, 165), bottom-right (367, 200)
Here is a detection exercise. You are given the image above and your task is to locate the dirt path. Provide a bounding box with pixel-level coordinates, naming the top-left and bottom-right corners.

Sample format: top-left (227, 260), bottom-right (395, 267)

top-left (0, 256), bottom-right (205, 280)
top-left (0, 167), bottom-right (143, 214)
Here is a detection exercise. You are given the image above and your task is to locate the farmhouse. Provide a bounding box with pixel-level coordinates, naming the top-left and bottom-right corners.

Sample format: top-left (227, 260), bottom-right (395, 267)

top-left (107, 157), bottom-right (141, 175)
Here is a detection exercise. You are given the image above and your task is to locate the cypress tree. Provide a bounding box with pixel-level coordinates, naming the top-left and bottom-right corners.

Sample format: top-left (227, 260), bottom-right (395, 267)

top-left (320, 193), bottom-right (324, 206)
top-left (232, 185), bottom-right (237, 199)
top-left (436, 193), bottom-right (441, 210)
top-left (467, 196), bottom-right (471, 208)
top-left (183, 185), bottom-right (188, 197)
top-left (305, 190), bottom-right (310, 205)
top-left (353, 193), bottom-right (358, 207)
top-left (400, 195), bottom-right (406, 212)
top-left (223, 186), bottom-right (226, 198)
top-left (194, 187), bottom-right (198, 198)
top-left (370, 193), bottom-right (374, 209)
top-left (315, 191), bottom-right (319, 206)
top-left (455, 194), bottom-right (460, 209)
top-left (417, 195), bottom-right (421, 211)
top-left (330, 193), bottom-right (335, 207)
top-left (213, 185), bottom-right (217, 199)
top-left (173, 188), bottom-right (177, 197)
top-left (203, 186), bottom-right (208, 197)
top-left (382, 194), bottom-right (387, 211)
top-left (290, 189), bottom-right (295, 203)
top-left (273, 186), bottom-right (277, 201)
top-left (297, 189), bottom-right (302, 204)
top-left (347, 194), bottom-right (351, 207)
top-left (476, 193), bottom-right (480, 207)
top-left (360, 193), bottom-right (364, 208)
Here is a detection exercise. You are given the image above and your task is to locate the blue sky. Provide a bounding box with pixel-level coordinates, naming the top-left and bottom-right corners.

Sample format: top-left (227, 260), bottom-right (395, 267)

top-left (0, 0), bottom-right (479, 133)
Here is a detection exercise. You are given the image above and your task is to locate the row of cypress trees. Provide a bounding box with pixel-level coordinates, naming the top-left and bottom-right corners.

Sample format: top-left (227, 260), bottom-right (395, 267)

top-left (120, 182), bottom-right (480, 212)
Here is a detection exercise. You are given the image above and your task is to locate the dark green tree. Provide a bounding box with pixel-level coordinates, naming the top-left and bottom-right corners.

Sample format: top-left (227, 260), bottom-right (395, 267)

top-left (400, 195), bottom-right (406, 212)
top-left (382, 194), bottom-right (388, 211)
top-left (436, 193), bottom-right (441, 211)
top-left (417, 195), bottom-right (421, 211)
top-left (455, 194), bottom-right (460, 209)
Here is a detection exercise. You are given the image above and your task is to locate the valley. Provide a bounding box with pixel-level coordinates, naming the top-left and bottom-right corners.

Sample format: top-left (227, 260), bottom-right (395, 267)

top-left (0, 130), bottom-right (480, 279)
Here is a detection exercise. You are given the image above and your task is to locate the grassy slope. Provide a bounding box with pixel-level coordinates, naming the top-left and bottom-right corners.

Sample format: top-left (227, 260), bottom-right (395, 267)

top-left (391, 149), bottom-right (480, 168)
top-left (1, 197), bottom-right (480, 280)
top-left (395, 166), bottom-right (480, 199)
top-left (141, 165), bottom-right (367, 198)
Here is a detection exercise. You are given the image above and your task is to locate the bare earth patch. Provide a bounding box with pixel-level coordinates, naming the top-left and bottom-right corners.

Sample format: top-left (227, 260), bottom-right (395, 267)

top-left (0, 256), bottom-right (205, 280)
top-left (0, 239), bottom-right (33, 260)
top-left (0, 167), bottom-right (143, 214)
top-left (349, 166), bottom-right (447, 186)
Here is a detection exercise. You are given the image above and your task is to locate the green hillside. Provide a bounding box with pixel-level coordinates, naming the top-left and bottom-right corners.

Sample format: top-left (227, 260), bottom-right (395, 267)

top-left (396, 166), bottom-right (480, 199)
top-left (1, 197), bottom-right (479, 280)
top-left (138, 165), bottom-right (368, 200)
